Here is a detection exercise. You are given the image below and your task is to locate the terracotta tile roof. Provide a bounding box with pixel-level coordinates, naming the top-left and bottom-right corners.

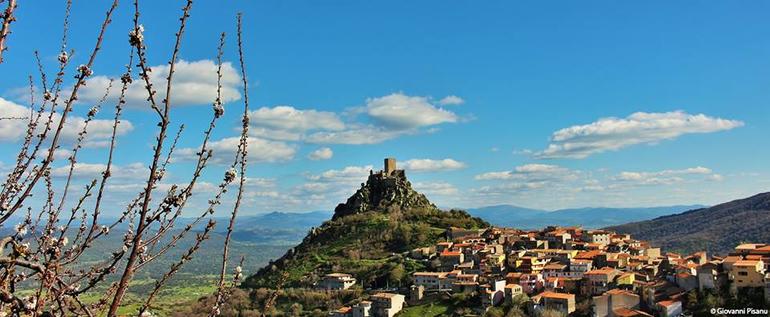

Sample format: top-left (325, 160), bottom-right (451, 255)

top-left (334, 306), bottom-right (352, 313)
top-left (585, 267), bottom-right (616, 276)
top-left (736, 243), bottom-right (765, 250)
top-left (722, 256), bottom-right (741, 263)
top-left (657, 299), bottom-right (680, 308)
top-left (606, 289), bottom-right (635, 296)
top-left (676, 272), bottom-right (692, 278)
top-left (537, 291), bottom-right (575, 300)
top-left (575, 250), bottom-right (602, 259)
top-left (544, 263), bottom-right (567, 270)
top-left (734, 260), bottom-right (761, 267)
top-left (614, 308), bottom-right (653, 317)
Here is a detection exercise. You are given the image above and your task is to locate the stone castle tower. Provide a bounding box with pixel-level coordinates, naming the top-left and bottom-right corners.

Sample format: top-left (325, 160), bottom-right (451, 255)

top-left (384, 157), bottom-right (397, 176)
top-left (331, 157), bottom-right (434, 220)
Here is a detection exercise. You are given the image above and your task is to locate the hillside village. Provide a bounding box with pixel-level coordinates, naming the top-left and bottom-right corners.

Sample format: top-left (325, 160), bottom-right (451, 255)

top-left (322, 225), bottom-right (770, 317)
top-left (242, 159), bottom-right (770, 316)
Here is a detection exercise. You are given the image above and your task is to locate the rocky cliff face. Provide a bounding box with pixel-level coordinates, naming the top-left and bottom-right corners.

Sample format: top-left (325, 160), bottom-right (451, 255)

top-left (332, 169), bottom-right (436, 220)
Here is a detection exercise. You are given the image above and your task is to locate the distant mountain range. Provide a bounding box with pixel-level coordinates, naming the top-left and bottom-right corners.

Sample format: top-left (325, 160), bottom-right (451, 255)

top-left (608, 192), bottom-right (770, 255)
top-left (212, 211), bottom-right (331, 244)
top-left (231, 211), bottom-right (331, 230)
top-left (466, 204), bottom-right (705, 229)
top-left (225, 204), bottom-right (701, 237)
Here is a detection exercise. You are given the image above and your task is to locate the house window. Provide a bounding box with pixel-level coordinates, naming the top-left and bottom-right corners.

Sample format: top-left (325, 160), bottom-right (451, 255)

top-left (738, 272), bottom-right (748, 276)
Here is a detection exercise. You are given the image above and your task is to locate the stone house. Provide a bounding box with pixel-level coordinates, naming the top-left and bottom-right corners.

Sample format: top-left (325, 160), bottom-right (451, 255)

top-left (655, 300), bottom-right (682, 317)
top-left (592, 289), bottom-right (641, 317)
top-left (531, 291), bottom-right (576, 315)
top-left (584, 267), bottom-right (619, 296)
top-left (729, 259), bottom-right (766, 293)
top-left (369, 293), bottom-right (405, 317)
top-left (318, 273), bottom-right (357, 290)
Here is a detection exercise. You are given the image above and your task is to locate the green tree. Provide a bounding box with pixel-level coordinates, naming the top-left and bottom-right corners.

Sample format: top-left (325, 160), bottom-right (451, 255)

top-left (289, 303), bottom-right (303, 317)
top-left (485, 307), bottom-right (505, 317)
top-left (538, 308), bottom-right (566, 317)
top-left (389, 263), bottom-right (406, 286)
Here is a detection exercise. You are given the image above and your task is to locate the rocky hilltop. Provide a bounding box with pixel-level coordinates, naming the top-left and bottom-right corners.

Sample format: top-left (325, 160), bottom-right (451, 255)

top-left (243, 158), bottom-right (488, 289)
top-left (332, 159), bottom-right (435, 220)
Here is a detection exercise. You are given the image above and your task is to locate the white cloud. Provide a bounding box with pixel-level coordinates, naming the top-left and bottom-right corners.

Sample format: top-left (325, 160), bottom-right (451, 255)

top-left (438, 95), bottom-right (465, 106)
top-left (537, 111), bottom-right (744, 159)
top-left (613, 166), bottom-right (719, 186)
top-left (245, 177), bottom-right (277, 188)
top-left (248, 127), bottom-right (303, 142)
top-left (78, 60), bottom-right (241, 108)
top-left (365, 93), bottom-right (458, 130)
top-left (248, 93), bottom-right (464, 145)
top-left (413, 182), bottom-right (459, 196)
top-left (248, 106), bottom-right (344, 141)
top-left (50, 162), bottom-right (148, 180)
top-left (0, 97), bottom-right (134, 147)
top-left (285, 165), bottom-right (376, 210)
top-left (308, 147), bottom-right (333, 160)
top-left (307, 165), bottom-right (374, 184)
top-left (176, 136), bottom-right (296, 164)
top-left (475, 164), bottom-right (577, 181)
top-left (305, 125), bottom-right (402, 145)
top-left (473, 182), bottom-right (548, 195)
top-left (401, 158), bottom-right (466, 172)
top-left (474, 171), bottom-right (516, 181)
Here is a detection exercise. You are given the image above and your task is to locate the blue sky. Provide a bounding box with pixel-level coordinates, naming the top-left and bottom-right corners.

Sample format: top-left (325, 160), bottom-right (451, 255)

top-left (1, 1), bottom-right (769, 215)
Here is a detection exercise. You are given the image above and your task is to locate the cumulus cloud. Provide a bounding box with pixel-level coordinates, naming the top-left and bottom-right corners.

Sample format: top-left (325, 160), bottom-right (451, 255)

top-left (50, 162), bottom-right (148, 180)
top-left (536, 111), bottom-right (744, 159)
top-left (248, 93), bottom-right (464, 145)
top-left (365, 93), bottom-right (458, 130)
top-left (245, 177), bottom-right (277, 188)
top-left (475, 164), bottom-right (578, 181)
top-left (438, 95), bottom-right (465, 106)
top-left (401, 158), bottom-right (466, 172)
top-left (413, 182), bottom-right (459, 196)
top-left (306, 165), bottom-right (374, 184)
top-left (248, 106), bottom-right (344, 141)
top-left (305, 125), bottom-right (402, 145)
top-left (472, 182), bottom-right (548, 195)
top-left (613, 166), bottom-right (720, 186)
top-left (176, 137), bottom-right (296, 164)
top-left (290, 165), bottom-right (376, 209)
top-left (308, 147), bottom-right (333, 160)
top-left (78, 60), bottom-right (241, 108)
top-left (0, 98), bottom-right (133, 147)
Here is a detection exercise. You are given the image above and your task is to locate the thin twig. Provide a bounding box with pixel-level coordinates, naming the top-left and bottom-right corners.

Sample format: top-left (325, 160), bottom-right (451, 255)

top-left (0, 0), bottom-right (17, 63)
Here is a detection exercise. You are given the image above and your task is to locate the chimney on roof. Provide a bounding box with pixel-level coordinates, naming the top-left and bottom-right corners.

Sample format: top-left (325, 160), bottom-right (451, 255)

top-left (384, 157), bottom-right (396, 175)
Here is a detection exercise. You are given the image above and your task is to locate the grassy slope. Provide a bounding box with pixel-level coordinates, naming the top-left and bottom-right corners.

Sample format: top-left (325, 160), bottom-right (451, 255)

top-left (244, 208), bottom-right (488, 290)
top-left (398, 301), bottom-right (454, 317)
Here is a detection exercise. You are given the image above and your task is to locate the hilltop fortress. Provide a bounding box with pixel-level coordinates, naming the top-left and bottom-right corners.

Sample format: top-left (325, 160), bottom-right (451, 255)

top-left (332, 158), bottom-right (436, 220)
